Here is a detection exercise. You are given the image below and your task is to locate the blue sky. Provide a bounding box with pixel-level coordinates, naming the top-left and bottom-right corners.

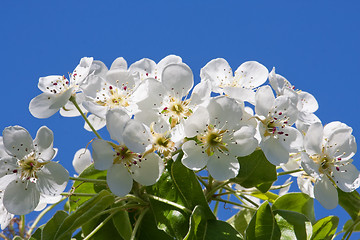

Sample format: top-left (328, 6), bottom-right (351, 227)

top-left (1, 0), bottom-right (360, 237)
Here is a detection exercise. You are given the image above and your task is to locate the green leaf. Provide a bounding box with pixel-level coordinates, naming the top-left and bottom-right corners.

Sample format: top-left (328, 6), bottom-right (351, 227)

top-left (171, 156), bottom-right (215, 219)
top-left (184, 205), bottom-right (209, 240)
top-left (12, 237), bottom-right (24, 240)
top-left (55, 189), bottom-right (115, 240)
top-left (338, 188), bottom-right (360, 221)
top-left (82, 213), bottom-right (123, 240)
top-left (272, 193), bottom-right (315, 223)
top-left (112, 208), bottom-right (133, 240)
top-left (138, 210), bottom-right (174, 240)
top-left (251, 191), bottom-right (278, 203)
top-left (231, 149), bottom-right (277, 192)
top-left (69, 163), bottom-right (108, 212)
top-left (31, 226), bottom-right (43, 239)
top-left (204, 220), bottom-right (243, 240)
top-left (245, 201), bottom-right (280, 240)
top-left (342, 219), bottom-right (360, 232)
top-left (273, 210), bottom-right (312, 240)
top-left (42, 210), bottom-right (70, 240)
top-left (310, 216), bottom-right (339, 240)
top-left (146, 165), bottom-right (190, 239)
top-left (227, 208), bottom-right (256, 236)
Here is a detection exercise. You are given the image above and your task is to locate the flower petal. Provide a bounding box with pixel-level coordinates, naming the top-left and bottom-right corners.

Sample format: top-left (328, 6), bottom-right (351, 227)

top-left (235, 61), bottom-right (268, 88)
top-left (200, 58), bottom-right (233, 94)
top-left (332, 163), bottom-right (360, 192)
top-left (207, 96), bottom-right (242, 129)
top-left (314, 178), bottom-right (338, 209)
top-left (34, 126), bottom-right (56, 161)
top-left (260, 137), bottom-right (289, 166)
top-left (106, 109), bottom-right (131, 143)
top-left (123, 120), bottom-right (150, 153)
top-left (255, 86), bottom-right (275, 117)
top-left (298, 91), bottom-right (318, 113)
top-left (3, 180), bottom-right (40, 215)
top-left (184, 106), bottom-right (209, 137)
top-left (162, 63), bottom-right (194, 97)
top-left (36, 161), bottom-right (69, 196)
top-left (84, 114), bottom-right (106, 132)
top-left (3, 126), bottom-right (34, 159)
top-left (73, 148), bottom-right (92, 174)
top-left (304, 122), bottom-right (323, 155)
top-left (71, 57), bottom-right (94, 84)
top-left (107, 164), bottom-right (132, 197)
top-left (207, 154), bottom-right (240, 181)
top-left (131, 153), bottom-right (164, 185)
top-left (223, 87), bottom-right (256, 105)
top-left (182, 141), bottom-right (208, 171)
top-left (227, 126), bottom-right (258, 157)
top-left (92, 139), bottom-right (115, 170)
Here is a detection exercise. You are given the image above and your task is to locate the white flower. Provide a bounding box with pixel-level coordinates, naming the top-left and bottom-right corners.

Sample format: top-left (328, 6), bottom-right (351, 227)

top-left (134, 62), bottom-right (211, 130)
top-left (255, 85), bottom-right (303, 166)
top-left (182, 96), bottom-right (258, 181)
top-left (91, 109), bottom-right (164, 197)
top-left (269, 68), bottom-right (320, 133)
top-left (29, 57), bottom-right (93, 119)
top-left (301, 122), bottom-right (359, 209)
top-left (0, 191), bottom-right (14, 230)
top-left (200, 58), bottom-right (268, 104)
top-left (0, 126), bottom-right (69, 215)
top-left (72, 148), bottom-right (92, 175)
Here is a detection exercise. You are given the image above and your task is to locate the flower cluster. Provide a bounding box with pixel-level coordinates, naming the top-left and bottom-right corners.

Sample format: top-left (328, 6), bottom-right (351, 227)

top-left (0, 55), bottom-right (358, 230)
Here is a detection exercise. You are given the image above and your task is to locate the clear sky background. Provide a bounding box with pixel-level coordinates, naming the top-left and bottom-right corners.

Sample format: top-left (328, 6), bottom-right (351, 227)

top-left (1, 1), bottom-right (360, 238)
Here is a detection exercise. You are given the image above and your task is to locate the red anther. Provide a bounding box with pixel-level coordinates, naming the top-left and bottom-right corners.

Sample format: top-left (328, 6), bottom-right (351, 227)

top-left (274, 117), bottom-right (277, 120)
top-left (73, 73), bottom-right (77, 76)
top-left (13, 169), bottom-right (18, 173)
top-left (29, 162), bottom-right (34, 167)
top-left (109, 86), bottom-right (113, 90)
top-left (117, 152), bottom-right (120, 156)
top-left (278, 112), bottom-right (282, 115)
top-left (292, 86), bottom-right (295, 89)
top-left (163, 107), bottom-right (168, 111)
top-left (133, 161), bottom-right (137, 164)
top-left (66, 81), bottom-right (69, 84)
top-left (155, 76), bottom-right (157, 79)
top-left (284, 121), bottom-right (288, 124)
top-left (277, 131), bottom-right (284, 135)
top-left (53, 83), bottom-right (58, 85)
top-left (146, 73), bottom-right (149, 76)
top-left (336, 167), bottom-right (340, 171)
top-left (123, 86), bottom-right (127, 91)
top-left (338, 158), bottom-right (342, 160)
top-left (272, 127), bottom-right (276, 134)
top-left (138, 155), bottom-right (142, 158)
top-left (285, 134), bottom-right (289, 136)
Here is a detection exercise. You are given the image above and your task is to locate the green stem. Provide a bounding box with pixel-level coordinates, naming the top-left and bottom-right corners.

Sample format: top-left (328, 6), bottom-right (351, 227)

top-left (20, 215), bottom-right (25, 238)
top-left (213, 197), bottom-right (257, 211)
top-left (213, 189), bottom-right (222, 216)
top-left (196, 174), bottom-right (208, 187)
top-left (69, 176), bottom-right (107, 183)
top-left (69, 95), bottom-right (102, 139)
top-left (0, 233), bottom-right (9, 240)
top-left (131, 208), bottom-right (149, 240)
top-left (147, 194), bottom-right (192, 214)
top-left (206, 180), bottom-right (230, 200)
top-left (277, 169), bottom-right (303, 176)
top-left (342, 217), bottom-right (360, 240)
top-left (61, 192), bottom-right (98, 197)
top-left (83, 212), bottom-right (116, 240)
top-left (27, 197), bottom-right (66, 236)
top-left (223, 185), bottom-right (260, 208)
top-left (115, 194), bottom-right (148, 205)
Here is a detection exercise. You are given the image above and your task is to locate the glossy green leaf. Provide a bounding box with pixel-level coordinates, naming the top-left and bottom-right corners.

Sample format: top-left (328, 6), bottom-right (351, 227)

top-left (31, 226), bottom-right (43, 239)
top-left (171, 156), bottom-right (215, 219)
top-left (204, 220), bottom-right (243, 240)
top-left (232, 150), bottom-right (277, 191)
top-left (42, 210), bottom-right (69, 240)
top-left (338, 188), bottom-right (360, 221)
top-left (342, 218), bottom-right (360, 232)
top-left (138, 210), bottom-right (174, 240)
top-left (245, 201), bottom-right (280, 240)
top-left (184, 205), bottom-right (209, 240)
top-left (69, 163), bottom-right (108, 212)
top-left (311, 216), bottom-right (339, 240)
top-left (227, 208), bottom-right (255, 236)
top-left (272, 193), bottom-right (315, 223)
top-left (251, 191), bottom-right (278, 203)
top-left (55, 190), bottom-right (115, 240)
top-left (82, 213), bottom-right (123, 240)
top-left (273, 210), bottom-right (312, 240)
top-left (146, 165), bottom-right (190, 239)
top-left (112, 207), bottom-right (132, 240)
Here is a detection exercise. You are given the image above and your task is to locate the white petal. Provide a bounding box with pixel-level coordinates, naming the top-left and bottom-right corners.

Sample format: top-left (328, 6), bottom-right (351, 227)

top-left (3, 180), bottom-right (40, 215)
top-left (207, 154), bottom-right (240, 181)
top-left (107, 164), bottom-right (132, 197)
top-left (84, 114), bottom-right (106, 132)
top-left (323, 121), bottom-right (352, 141)
top-left (331, 135), bottom-right (357, 161)
top-left (271, 96), bottom-right (298, 125)
top-left (235, 61), bottom-right (268, 88)
top-left (182, 141), bottom-right (208, 171)
top-left (278, 126), bottom-right (303, 152)
top-left (71, 57), bottom-right (94, 84)
top-left (106, 109), bottom-right (130, 143)
top-left (184, 106), bottom-right (209, 137)
top-left (82, 101), bottom-right (108, 119)
top-left (162, 63), bottom-right (194, 97)
top-left (207, 96), bottom-right (242, 129)
top-left (29, 89), bottom-right (73, 119)
top-left (298, 91), bottom-right (318, 113)
top-left (223, 87), bottom-right (256, 105)
top-left (304, 122), bottom-right (323, 155)
top-left (81, 75), bottom-right (105, 98)
top-left (0, 157), bottom-right (18, 179)
top-left (260, 137), bottom-right (289, 166)
top-left (38, 75), bottom-right (68, 93)
top-left (314, 178), bottom-right (338, 209)
top-left (90, 60), bottom-right (108, 77)
top-left (200, 58), bottom-right (233, 93)
top-left (297, 177), bottom-right (314, 198)
top-left (332, 163), bottom-right (360, 192)
top-left (128, 58), bottom-right (156, 80)
top-left (92, 139), bottom-right (115, 170)
top-left (134, 110), bottom-right (164, 128)
top-left (106, 69), bottom-right (135, 87)
top-left (73, 148), bottom-right (92, 174)
top-left (255, 86), bottom-right (275, 117)
top-left (3, 126), bottom-right (34, 159)
top-left (131, 153), bottom-right (164, 185)
top-left (228, 126), bottom-right (258, 157)
top-left (123, 120), bottom-right (150, 153)
top-left (110, 57), bottom-right (128, 70)
top-left (300, 152), bottom-right (320, 179)
top-left (157, 55), bottom-right (182, 78)
top-left (34, 126), bottom-right (56, 161)
top-left (36, 161), bottom-right (69, 196)
top-left (190, 80), bottom-right (211, 106)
